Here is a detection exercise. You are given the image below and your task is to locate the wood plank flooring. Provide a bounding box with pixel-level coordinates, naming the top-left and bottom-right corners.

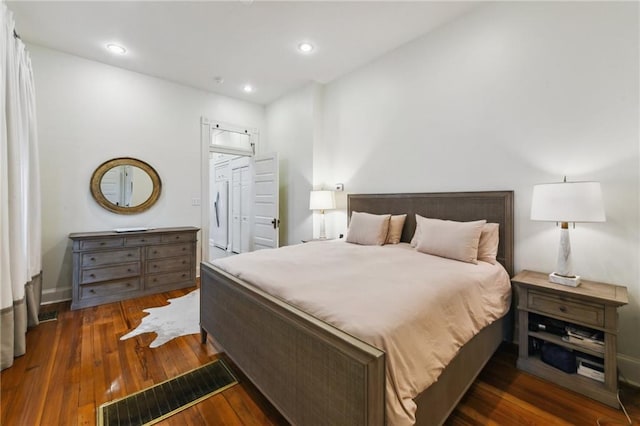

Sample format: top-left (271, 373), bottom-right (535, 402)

top-left (2, 287), bottom-right (639, 425)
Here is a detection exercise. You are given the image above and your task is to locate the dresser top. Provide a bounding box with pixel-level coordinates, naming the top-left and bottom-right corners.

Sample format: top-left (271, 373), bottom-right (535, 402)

top-left (69, 226), bottom-right (199, 240)
top-left (512, 270), bottom-right (628, 306)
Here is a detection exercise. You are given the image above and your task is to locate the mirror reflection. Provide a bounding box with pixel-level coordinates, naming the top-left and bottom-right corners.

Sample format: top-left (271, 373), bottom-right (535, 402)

top-left (100, 165), bottom-right (154, 207)
top-left (90, 157), bottom-right (161, 215)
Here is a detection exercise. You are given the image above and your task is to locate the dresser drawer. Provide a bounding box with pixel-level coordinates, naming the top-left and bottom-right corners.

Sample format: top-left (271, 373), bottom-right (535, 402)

top-left (80, 263), bottom-right (140, 284)
top-left (145, 270), bottom-right (193, 289)
top-left (528, 291), bottom-right (604, 327)
top-left (146, 256), bottom-right (191, 274)
top-left (124, 235), bottom-right (162, 246)
top-left (80, 238), bottom-right (123, 250)
top-left (161, 232), bottom-right (195, 243)
top-left (146, 243), bottom-right (191, 259)
top-left (79, 278), bottom-right (140, 300)
top-left (81, 248), bottom-right (140, 267)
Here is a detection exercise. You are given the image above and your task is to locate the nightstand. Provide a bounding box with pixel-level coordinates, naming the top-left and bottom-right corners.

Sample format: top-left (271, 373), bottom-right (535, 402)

top-left (512, 270), bottom-right (628, 407)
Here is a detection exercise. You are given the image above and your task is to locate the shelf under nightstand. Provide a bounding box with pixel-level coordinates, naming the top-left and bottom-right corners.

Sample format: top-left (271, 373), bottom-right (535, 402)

top-left (512, 270), bottom-right (628, 408)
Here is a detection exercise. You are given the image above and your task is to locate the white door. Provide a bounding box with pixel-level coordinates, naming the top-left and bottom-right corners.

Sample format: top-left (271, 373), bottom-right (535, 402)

top-left (240, 166), bottom-right (251, 253)
top-left (253, 153), bottom-right (279, 250)
top-left (122, 165), bottom-right (133, 207)
top-left (101, 167), bottom-right (122, 206)
top-left (231, 167), bottom-right (242, 253)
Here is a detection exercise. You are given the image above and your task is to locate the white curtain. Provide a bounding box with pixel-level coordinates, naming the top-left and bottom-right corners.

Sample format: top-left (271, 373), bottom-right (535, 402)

top-left (1, 4), bottom-right (42, 371)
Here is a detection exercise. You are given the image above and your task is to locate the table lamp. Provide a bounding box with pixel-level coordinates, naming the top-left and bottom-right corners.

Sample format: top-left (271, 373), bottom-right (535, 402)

top-left (309, 190), bottom-right (336, 239)
top-left (530, 177), bottom-right (605, 286)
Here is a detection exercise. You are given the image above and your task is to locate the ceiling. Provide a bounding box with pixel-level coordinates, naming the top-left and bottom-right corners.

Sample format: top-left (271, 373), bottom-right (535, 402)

top-left (7, 1), bottom-right (479, 105)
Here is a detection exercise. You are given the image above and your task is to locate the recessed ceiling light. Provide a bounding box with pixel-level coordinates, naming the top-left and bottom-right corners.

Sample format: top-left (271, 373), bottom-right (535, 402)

top-left (243, 84), bottom-right (253, 93)
top-left (298, 42), bottom-right (314, 54)
top-left (106, 43), bottom-right (127, 55)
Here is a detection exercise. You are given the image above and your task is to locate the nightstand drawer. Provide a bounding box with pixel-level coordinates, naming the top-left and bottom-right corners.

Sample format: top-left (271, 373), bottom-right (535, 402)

top-left (528, 291), bottom-right (604, 327)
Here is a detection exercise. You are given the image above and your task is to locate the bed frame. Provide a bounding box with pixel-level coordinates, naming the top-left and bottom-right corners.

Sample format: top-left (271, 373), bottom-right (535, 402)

top-left (200, 191), bottom-right (514, 425)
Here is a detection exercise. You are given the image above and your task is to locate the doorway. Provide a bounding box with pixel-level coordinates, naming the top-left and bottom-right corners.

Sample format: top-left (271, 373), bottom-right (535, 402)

top-left (200, 118), bottom-right (280, 264)
top-left (209, 153), bottom-right (252, 260)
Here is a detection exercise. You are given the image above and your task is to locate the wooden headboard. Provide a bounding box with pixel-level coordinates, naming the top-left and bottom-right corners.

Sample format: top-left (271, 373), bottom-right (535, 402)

top-left (347, 191), bottom-right (514, 277)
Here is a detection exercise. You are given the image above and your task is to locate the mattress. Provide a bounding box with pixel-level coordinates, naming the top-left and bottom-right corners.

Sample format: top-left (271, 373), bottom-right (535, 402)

top-left (212, 241), bottom-right (511, 425)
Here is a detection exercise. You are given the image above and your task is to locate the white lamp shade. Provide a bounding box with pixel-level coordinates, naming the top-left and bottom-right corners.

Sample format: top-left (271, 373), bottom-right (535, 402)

top-left (531, 181), bottom-right (606, 223)
top-left (309, 190), bottom-right (336, 210)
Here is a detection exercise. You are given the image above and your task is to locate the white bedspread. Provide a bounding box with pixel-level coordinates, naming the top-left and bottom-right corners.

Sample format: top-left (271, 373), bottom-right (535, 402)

top-left (213, 241), bottom-right (511, 425)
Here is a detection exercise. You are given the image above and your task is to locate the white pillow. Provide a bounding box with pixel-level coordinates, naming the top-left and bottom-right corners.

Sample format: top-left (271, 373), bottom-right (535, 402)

top-left (346, 212), bottom-right (391, 246)
top-left (414, 217), bottom-right (486, 264)
top-left (385, 214), bottom-right (407, 244)
top-left (410, 213), bottom-right (426, 247)
top-left (478, 223), bottom-right (500, 265)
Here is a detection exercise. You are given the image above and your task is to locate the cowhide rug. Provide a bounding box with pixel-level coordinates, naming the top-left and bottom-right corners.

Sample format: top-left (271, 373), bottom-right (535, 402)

top-left (120, 289), bottom-right (200, 348)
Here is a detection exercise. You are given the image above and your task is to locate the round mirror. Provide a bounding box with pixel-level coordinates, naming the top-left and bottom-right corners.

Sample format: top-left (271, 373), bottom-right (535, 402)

top-left (90, 157), bottom-right (161, 214)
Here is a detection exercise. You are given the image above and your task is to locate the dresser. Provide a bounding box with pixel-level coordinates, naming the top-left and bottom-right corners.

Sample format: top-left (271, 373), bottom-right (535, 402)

top-left (512, 270), bottom-right (628, 407)
top-left (69, 227), bottom-right (199, 310)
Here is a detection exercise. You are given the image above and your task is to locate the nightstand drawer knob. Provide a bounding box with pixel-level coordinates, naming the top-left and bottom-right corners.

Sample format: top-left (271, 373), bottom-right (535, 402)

top-left (559, 306), bottom-right (567, 313)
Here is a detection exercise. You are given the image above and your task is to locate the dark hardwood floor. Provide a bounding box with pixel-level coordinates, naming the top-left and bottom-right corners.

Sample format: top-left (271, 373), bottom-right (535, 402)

top-left (2, 287), bottom-right (638, 425)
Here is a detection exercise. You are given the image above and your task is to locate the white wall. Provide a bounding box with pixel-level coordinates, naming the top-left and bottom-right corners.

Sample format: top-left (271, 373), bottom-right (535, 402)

top-left (30, 44), bottom-right (265, 302)
top-left (318, 2), bottom-right (639, 376)
top-left (265, 83), bottom-right (321, 245)
top-left (29, 1), bottom-right (640, 381)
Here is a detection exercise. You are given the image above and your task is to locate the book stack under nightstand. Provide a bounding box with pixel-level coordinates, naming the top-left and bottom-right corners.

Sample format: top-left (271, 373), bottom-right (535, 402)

top-left (512, 270), bottom-right (628, 408)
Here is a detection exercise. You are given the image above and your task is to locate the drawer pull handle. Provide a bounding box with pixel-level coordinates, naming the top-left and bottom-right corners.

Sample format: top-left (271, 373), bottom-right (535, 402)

top-left (153, 278), bottom-right (157, 282)
top-left (127, 268), bottom-right (132, 272)
top-left (126, 283), bottom-right (131, 287)
top-left (182, 274), bottom-right (186, 278)
top-left (89, 274), bottom-right (95, 278)
top-left (153, 265), bottom-right (157, 268)
top-left (175, 236), bottom-right (180, 239)
top-left (90, 289), bottom-right (95, 293)
top-left (182, 247), bottom-right (186, 251)
top-left (559, 306), bottom-right (567, 313)
top-left (182, 260), bottom-right (186, 264)
top-left (100, 242), bottom-right (105, 246)
top-left (90, 257), bottom-right (95, 261)
top-left (140, 239), bottom-right (145, 242)
top-left (153, 251), bottom-right (158, 254)
top-left (127, 253), bottom-right (132, 257)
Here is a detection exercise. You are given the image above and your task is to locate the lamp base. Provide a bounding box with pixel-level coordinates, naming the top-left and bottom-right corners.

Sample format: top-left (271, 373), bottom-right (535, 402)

top-left (549, 272), bottom-right (581, 287)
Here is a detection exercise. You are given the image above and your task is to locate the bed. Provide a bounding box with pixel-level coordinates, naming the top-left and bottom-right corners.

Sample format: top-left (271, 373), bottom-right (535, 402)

top-left (200, 191), bottom-right (514, 425)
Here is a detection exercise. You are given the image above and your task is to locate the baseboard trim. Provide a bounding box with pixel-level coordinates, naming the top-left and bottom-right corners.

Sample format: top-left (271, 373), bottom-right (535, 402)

top-left (618, 353), bottom-right (640, 388)
top-left (41, 286), bottom-right (72, 305)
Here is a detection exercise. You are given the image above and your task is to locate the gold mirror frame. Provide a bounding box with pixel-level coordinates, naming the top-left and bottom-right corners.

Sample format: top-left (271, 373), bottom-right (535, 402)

top-left (90, 157), bottom-right (162, 215)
